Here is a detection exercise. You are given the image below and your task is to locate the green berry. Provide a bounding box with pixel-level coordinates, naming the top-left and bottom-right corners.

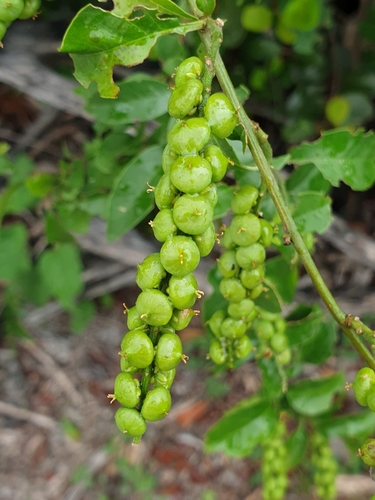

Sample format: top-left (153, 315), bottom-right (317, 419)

top-left (220, 316), bottom-right (247, 338)
top-left (120, 330), bottom-right (155, 368)
top-left (270, 333), bottom-right (288, 353)
top-left (235, 243), bottom-right (266, 269)
top-left (217, 250), bottom-right (239, 278)
top-left (169, 307), bottom-right (195, 330)
top-left (120, 356), bottom-right (138, 374)
top-left (203, 145), bottom-right (228, 182)
top-left (0, 0), bottom-right (24, 22)
top-left (168, 79), bottom-right (203, 119)
top-left (154, 368), bottom-right (176, 389)
top-left (170, 155), bottom-right (212, 194)
top-left (204, 93), bottom-right (238, 139)
top-left (248, 283), bottom-right (264, 299)
top-left (154, 173), bottom-right (178, 210)
top-left (353, 367), bottom-right (375, 406)
top-left (234, 335), bottom-right (252, 358)
top-left (149, 208), bottom-right (177, 242)
top-left (135, 289), bottom-right (173, 326)
top-left (160, 235), bottom-right (201, 277)
top-left (115, 407), bottom-right (147, 437)
top-left (167, 273), bottom-right (201, 310)
top-left (219, 277), bottom-right (247, 303)
top-left (254, 319), bottom-right (274, 340)
top-left (367, 385), bottom-right (375, 411)
top-left (360, 438), bottom-right (375, 466)
top-left (230, 213), bottom-right (262, 246)
top-left (231, 185), bottom-right (259, 214)
top-left (201, 182), bottom-right (218, 206)
top-left (175, 56), bottom-right (203, 87)
top-left (227, 298), bottom-right (255, 319)
top-left (162, 144), bottom-right (178, 173)
top-left (240, 265), bottom-right (265, 289)
top-left (209, 339), bottom-right (227, 364)
top-left (19, 0), bottom-right (41, 19)
top-left (259, 219), bottom-right (274, 247)
top-left (193, 222), bottom-right (216, 257)
top-left (111, 372), bottom-right (140, 408)
top-left (126, 306), bottom-right (146, 331)
top-left (168, 118), bottom-right (211, 156)
top-left (155, 331), bottom-right (184, 370)
top-left (173, 193), bottom-right (214, 235)
top-left (141, 387), bottom-right (172, 421)
top-left (135, 253), bottom-right (166, 290)
top-left (207, 309), bottom-right (226, 337)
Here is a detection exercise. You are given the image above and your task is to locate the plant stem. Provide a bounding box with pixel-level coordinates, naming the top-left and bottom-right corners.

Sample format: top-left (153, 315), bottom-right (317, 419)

top-left (195, 17), bottom-right (375, 369)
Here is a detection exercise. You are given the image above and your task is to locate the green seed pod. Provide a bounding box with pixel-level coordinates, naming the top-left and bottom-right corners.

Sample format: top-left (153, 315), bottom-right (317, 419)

top-left (154, 368), bottom-right (176, 390)
top-left (270, 333), bottom-right (288, 353)
top-left (0, 0), bottom-right (24, 22)
top-left (240, 265), bottom-right (265, 290)
top-left (155, 331), bottom-right (184, 370)
top-left (353, 367), bottom-right (375, 406)
top-left (207, 309), bottom-right (226, 337)
top-left (220, 316), bottom-right (247, 338)
top-left (173, 193), bottom-right (214, 235)
top-left (227, 298), bottom-right (255, 319)
top-left (126, 306), bottom-right (146, 331)
top-left (175, 56), bottom-right (204, 87)
top-left (204, 93), bottom-right (238, 139)
top-left (135, 289), bottom-right (173, 326)
top-left (169, 308), bottom-right (195, 330)
top-left (167, 273), bottom-right (200, 310)
top-left (120, 330), bottom-right (155, 368)
top-left (219, 277), bottom-right (247, 303)
top-left (234, 335), bottom-right (252, 359)
top-left (19, 0), bottom-right (41, 19)
top-left (193, 222), bottom-right (216, 257)
top-left (259, 219), bottom-right (274, 247)
top-left (154, 173), bottom-right (178, 210)
top-left (217, 250), bottom-right (239, 278)
top-left (203, 145), bottom-right (228, 182)
top-left (135, 253), bottom-right (166, 290)
top-left (230, 213), bottom-right (262, 246)
top-left (170, 155), bottom-right (212, 194)
top-left (254, 319), bottom-right (274, 340)
top-left (115, 407), bottom-right (147, 437)
top-left (162, 144), bottom-right (179, 173)
top-left (111, 372), bottom-right (140, 408)
top-left (141, 387), bottom-right (172, 421)
top-left (235, 243), bottom-right (266, 269)
top-left (196, 0), bottom-right (216, 15)
top-left (231, 185), bottom-right (259, 214)
top-left (168, 79), bottom-right (203, 119)
top-left (248, 283), bottom-right (264, 299)
top-left (149, 208), bottom-right (177, 242)
top-left (277, 348), bottom-right (292, 365)
top-left (168, 118), bottom-right (211, 156)
top-left (160, 235), bottom-right (201, 277)
top-left (209, 339), bottom-right (227, 364)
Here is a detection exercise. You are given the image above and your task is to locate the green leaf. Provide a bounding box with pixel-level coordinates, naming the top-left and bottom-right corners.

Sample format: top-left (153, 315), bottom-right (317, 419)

top-left (202, 265), bottom-right (228, 323)
top-left (319, 410), bottom-right (375, 441)
top-left (286, 164), bottom-right (331, 196)
top-left (0, 224), bottom-right (31, 283)
top-left (107, 145), bottom-right (163, 240)
top-left (205, 397), bottom-right (278, 457)
top-left (60, 6), bottom-right (203, 98)
top-left (290, 129), bottom-right (375, 191)
top-left (57, 205), bottom-right (91, 234)
top-left (254, 278), bottom-right (283, 314)
top-left (149, 0), bottom-right (198, 20)
top-left (281, 0), bottom-right (320, 32)
top-left (25, 173), bottom-right (56, 198)
top-left (45, 213), bottom-right (75, 244)
top-left (112, 0), bottom-right (155, 17)
top-left (213, 184), bottom-right (234, 220)
top-left (241, 5), bottom-right (273, 33)
top-left (70, 300), bottom-right (96, 334)
top-left (293, 192), bottom-right (332, 234)
top-left (287, 373), bottom-right (345, 417)
top-left (299, 319), bottom-right (336, 364)
top-left (82, 76), bottom-right (169, 126)
top-left (257, 356), bottom-right (284, 401)
top-left (264, 256), bottom-right (298, 304)
top-left (38, 244), bottom-right (84, 309)
top-left (285, 423), bottom-right (308, 470)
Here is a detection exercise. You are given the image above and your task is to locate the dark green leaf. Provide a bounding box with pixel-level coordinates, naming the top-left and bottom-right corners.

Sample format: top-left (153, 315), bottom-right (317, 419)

top-left (265, 256), bottom-right (298, 304)
top-left (205, 397), bottom-right (278, 457)
top-left (285, 423), bottom-right (308, 470)
top-left (60, 6), bottom-right (203, 97)
top-left (290, 129), bottom-right (375, 191)
top-left (285, 304), bottom-right (323, 346)
top-left (319, 410), bottom-right (375, 441)
top-left (286, 164), bottom-right (331, 195)
top-left (45, 213), bottom-right (75, 244)
top-left (254, 278), bottom-right (283, 313)
top-left (299, 319), bottom-right (336, 364)
top-left (0, 224), bottom-right (31, 282)
top-left (287, 373), bottom-right (345, 417)
top-left (26, 173), bottom-right (56, 198)
top-left (107, 145), bottom-right (163, 240)
top-left (202, 265), bottom-right (228, 323)
top-left (293, 192), bottom-right (332, 234)
top-left (214, 185), bottom-right (234, 220)
top-left (257, 356), bottom-right (284, 401)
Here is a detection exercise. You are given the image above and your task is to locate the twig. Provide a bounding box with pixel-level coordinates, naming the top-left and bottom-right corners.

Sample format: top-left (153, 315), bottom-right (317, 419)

top-left (0, 400), bottom-right (58, 431)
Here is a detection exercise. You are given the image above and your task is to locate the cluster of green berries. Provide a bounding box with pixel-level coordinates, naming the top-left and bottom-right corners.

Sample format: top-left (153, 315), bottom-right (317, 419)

top-left (310, 432), bottom-right (337, 499)
top-left (0, 0), bottom-right (41, 42)
top-left (206, 186), bottom-right (289, 367)
top-left (261, 421), bottom-right (288, 500)
top-left (111, 56), bottom-right (239, 440)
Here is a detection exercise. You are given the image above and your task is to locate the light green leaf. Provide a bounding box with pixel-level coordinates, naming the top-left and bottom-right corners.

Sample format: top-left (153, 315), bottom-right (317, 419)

top-left (113, 0), bottom-right (197, 20)
top-left (285, 424), bottom-right (308, 470)
top-left (205, 397), bottom-right (278, 457)
top-left (319, 410), bottom-right (375, 440)
top-left (290, 129), bottom-right (375, 191)
top-left (214, 184), bottom-right (234, 219)
top-left (60, 6), bottom-right (203, 98)
top-left (264, 256), bottom-right (298, 304)
top-left (26, 173), bottom-right (57, 198)
top-left (286, 164), bottom-right (331, 195)
top-left (150, 0), bottom-right (198, 20)
top-left (293, 192), bottom-right (332, 234)
top-left (107, 145), bottom-right (163, 240)
top-left (287, 373), bottom-right (345, 417)
top-left (38, 244), bottom-right (84, 309)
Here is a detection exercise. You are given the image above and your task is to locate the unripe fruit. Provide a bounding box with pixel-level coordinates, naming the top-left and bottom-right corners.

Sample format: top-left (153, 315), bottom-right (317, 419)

top-left (19, 0), bottom-right (41, 19)
top-left (367, 386), bottom-right (375, 411)
top-left (270, 333), bottom-right (288, 353)
top-left (227, 298), bottom-right (255, 319)
top-left (234, 335), bottom-right (252, 358)
top-left (160, 235), bottom-right (201, 277)
top-left (126, 306), bottom-right (146, 331)
top-left (196, 0), bottom-right (216, 15)
top-left (173, 193), bottom-right (214, 235)
top-left (155, 368), bottom-right (176, 389)
top-left (120, 330), bottom-right (155, 368)
top-left (204, 93), bottom-right (238, 139)
top-left (240, 265), bottom-right (265, 290)
top-left (230, 213), bottom-right (262, 246)
top-left (135, 253), bottom-right (166, 290)
top-left (154, 173), bottom-right (178, 209)
top-left (220, 317), bottom-right (247, 338)
top-left (135, 289), bottom-right (173, 326)
top-left (353, 367), bottom-right (375, 406)
top-left (141, 387), bottom-right (172, 421)
top-left (0, 0), bottom-right (24, 22)
top-left (235, 243), bottom-right (266, 269)
top-left (259, 219), bottom-right (274, 247)
top-left (209, 339), bottom-right (226, 364)
top-left (254, 319), bottom-right (274, 340)
top-left (162, 144), bottom-right (178, 173)
top-left (360, 438), bottom-right (375, 467)
top-left (167, 273), bottom-right (200, 310)
top-left (120, 356), bottom-right (139, 373)
top-left (155, 331), bottom-right (184, 370)
top-left (111, 372), bottom-right (140, 408)
top-left (203, 145), bottom-right (228, 182)
top-left (115, 407), bottom-right (147, 437)
top-left (169, 307), bottom-right (195, 330)
top-left (175, 56), bottom-right (203, 87)
top-left (193, 222), bottom-right (216, 257)
top-left (168, 118), bottom-right (211, 156)
top-left (248, 282), bottom-right (264, 299)
top-left (277, 348), bottom-right (291, 365)
top-left (219, 277), bottom-right (247, 303)
top-left (231, 185), bottom-right (259, 214)
top-left (220, 225), bottom-right (236, 249)
top-left (170, 155), bottom-right (212, 194)
top-left (207, 309), bottom-right (226, 337)
top-left (202, 182), bottom-right (218, 206)
top-left (217, 250), bottom-right (239, 278)
top-left (149, 208), bottom-right (177, 242)
top-left (168, 79), bottom-right (203, 119)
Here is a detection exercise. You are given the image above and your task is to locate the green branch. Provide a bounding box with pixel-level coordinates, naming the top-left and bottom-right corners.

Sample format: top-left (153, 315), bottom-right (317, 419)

top-left (195, 16), bottom-right (375, 369)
